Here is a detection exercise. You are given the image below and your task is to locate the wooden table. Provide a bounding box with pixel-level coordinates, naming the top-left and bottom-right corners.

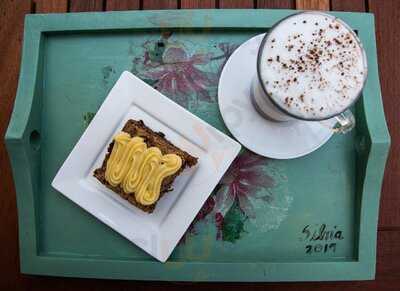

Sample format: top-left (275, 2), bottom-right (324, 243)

top-left (0, 0), bottom-right (399, 290)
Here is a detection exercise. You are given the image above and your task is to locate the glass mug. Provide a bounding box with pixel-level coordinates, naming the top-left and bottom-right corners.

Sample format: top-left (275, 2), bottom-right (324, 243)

top-left (251, 11), bottom-right (368, 133)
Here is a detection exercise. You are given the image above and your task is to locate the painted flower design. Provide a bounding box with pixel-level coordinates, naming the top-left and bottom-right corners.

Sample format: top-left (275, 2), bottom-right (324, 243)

top-left (131, 34), bottom-right (238, 108)
top-left (142, 47), bottom-right (218, 106)
top-left (212, 151), bottom-right (275, 240)
top-left (181, 151), bottom-right (276, 243)
top-left (217, 42), bottom-right (239, 73)
top-left (214, 151), bottom-right (274, 218)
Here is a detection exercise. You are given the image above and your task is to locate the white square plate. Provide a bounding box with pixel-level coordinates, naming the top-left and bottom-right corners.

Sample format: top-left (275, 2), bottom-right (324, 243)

top-left (52, 71), bottom-right (241, 262)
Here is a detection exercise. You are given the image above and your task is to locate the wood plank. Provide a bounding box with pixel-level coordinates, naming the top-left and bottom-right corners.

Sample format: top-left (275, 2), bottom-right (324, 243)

top-left (142, 0), bottom-right (178, 9)
top-left (69, 0), bottom-right (104, 12)
top-left (331, 0), bottom-right (365, 11)
top-left (0, 1), bottom-right (33, 289)
top-left (181, 0), bottom-right (216, 8)
top-left (35, 0), bottom-right (68, 13)
top-left (368, 0), bottom-right (400, 228)
top-left (257, 0), bottom-right (295, 8)
top-left (106, 0), bottom-right (140, 10)
top-left (296, 0), bottom-right (329, 10)
top-left (219, 0), bottom-right (254, 8)
top-left (376, 230), bottom-right (400, 280)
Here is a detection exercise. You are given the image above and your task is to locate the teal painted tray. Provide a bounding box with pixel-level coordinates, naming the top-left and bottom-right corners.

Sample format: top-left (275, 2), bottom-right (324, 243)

top-left (5, 9), bottom-right (390, 281)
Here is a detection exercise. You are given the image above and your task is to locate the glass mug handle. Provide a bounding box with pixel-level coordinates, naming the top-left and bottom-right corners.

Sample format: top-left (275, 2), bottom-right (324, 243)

top-left (322, 109), bottom-right (355, 134)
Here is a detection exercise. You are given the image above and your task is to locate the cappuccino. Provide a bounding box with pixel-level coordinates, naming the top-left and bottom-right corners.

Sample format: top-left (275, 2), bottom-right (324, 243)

top-left (259, 12), bottom-right (367, 119)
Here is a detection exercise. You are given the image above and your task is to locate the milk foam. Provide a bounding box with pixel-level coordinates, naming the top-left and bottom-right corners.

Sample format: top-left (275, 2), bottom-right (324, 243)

top-left (259, 12), bottom-right (367, 119)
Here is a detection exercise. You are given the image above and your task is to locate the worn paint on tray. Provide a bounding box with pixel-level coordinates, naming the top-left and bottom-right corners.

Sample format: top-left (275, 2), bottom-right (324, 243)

top-left (83, 112), bottom-right (95, 127)
top-left (102, 65), bottom-right (116, 87)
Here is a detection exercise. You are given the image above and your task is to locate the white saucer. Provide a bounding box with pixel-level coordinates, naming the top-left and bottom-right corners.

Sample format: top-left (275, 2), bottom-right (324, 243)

top-left (218, 34), bottom-right (334, 159)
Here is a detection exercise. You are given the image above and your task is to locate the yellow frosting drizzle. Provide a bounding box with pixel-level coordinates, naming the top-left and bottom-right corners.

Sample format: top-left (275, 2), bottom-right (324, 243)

top-left (105, 132), bottom-right (132, 187)
top-left (105, 132), bottom-right (182, 206)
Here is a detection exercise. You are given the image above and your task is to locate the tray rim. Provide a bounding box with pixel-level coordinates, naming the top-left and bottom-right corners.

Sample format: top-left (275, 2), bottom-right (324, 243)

top-left (4, 9), bottom-right (391, 282)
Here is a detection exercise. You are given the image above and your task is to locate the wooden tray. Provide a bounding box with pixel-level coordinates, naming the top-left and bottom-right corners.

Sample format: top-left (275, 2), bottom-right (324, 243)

top-left (5, 9), bottom-right (390, 281)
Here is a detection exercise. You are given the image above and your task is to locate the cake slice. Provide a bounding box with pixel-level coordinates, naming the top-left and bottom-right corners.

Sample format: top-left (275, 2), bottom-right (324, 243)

top-left (94, 119), bottom-right (198, 213)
